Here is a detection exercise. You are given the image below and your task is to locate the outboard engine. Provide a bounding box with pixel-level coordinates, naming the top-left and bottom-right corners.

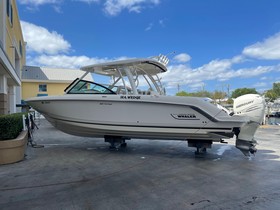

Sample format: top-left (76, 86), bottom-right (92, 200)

top-left (233, 94), bottom-right (265, 156)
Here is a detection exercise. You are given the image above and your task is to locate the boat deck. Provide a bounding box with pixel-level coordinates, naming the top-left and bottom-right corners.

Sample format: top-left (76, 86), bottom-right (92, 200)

top-left (1, 119), bottom-right (280, 210)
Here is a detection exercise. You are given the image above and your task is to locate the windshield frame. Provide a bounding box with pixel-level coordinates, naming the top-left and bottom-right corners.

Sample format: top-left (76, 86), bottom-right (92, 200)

top-left (67, 79), bottom-right (116, 95)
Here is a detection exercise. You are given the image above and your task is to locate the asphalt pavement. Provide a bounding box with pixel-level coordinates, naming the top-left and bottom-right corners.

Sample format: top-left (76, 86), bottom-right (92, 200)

top-left (0, 119), bottom-right (280, 210)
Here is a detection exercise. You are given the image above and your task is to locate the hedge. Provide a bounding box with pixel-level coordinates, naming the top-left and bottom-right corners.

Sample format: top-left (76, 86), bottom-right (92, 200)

top-left (0, 113), bottom-right (26, 140)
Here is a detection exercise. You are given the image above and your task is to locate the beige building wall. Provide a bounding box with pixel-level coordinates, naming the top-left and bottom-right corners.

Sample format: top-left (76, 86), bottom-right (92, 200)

top-left (5, 0), bottom-right (26, 68)
top-left (22, 82), bottom-right (70, 100)
top-left (0, 0), bottom-right (26, 114)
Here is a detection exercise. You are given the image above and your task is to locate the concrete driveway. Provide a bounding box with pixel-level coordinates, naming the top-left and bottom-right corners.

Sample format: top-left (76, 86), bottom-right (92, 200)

top-left (0, 120), bottom-right (280, 210)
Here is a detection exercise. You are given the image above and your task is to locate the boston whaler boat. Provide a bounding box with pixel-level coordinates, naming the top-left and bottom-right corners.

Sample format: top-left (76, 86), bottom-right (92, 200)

top-left (26, 55), bottom-right (265, 156)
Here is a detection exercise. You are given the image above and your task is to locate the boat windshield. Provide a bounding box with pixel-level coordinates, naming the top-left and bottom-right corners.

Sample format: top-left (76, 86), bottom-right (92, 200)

top-left (68, 80), bottom-right (116, 94)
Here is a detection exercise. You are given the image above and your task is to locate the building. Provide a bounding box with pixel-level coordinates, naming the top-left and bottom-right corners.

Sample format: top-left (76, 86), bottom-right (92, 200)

top-left (0, 0), bottom-right (26, 114)
top-left (21, 66), bottom-right (93, 100)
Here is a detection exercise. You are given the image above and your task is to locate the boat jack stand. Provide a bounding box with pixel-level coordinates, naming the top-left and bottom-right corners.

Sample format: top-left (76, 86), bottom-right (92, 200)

top-left (195, 147), bottom-right (207, 155)
top-left (188, 140), bottom-right (212, 155)
top-left (104, 135), bottom-right (127, 150)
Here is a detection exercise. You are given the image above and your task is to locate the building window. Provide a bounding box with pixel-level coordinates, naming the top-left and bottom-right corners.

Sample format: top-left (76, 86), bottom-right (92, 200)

top-left (6, 0), bottom-right (13, 26)
top-left (10, 5), bottom-right (13, 25)
top-left (19, 40), bottom-right (22, 56)
top-left (6, 0), bottom-right (10, 17)
top-left (39, 84), bottom-right (47, 92)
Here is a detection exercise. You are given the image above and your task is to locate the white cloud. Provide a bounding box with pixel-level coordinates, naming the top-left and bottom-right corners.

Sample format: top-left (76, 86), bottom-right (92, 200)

top-left (194, 58), bottom-right (235, 75)
top-left (145, 19), bottom-right (166, 31)
top-left (217, 66), bottom-right (273, 81)
top-left (53, 5), bottom-right (63, 13)
top-left (188, 82), bottom-right (205, 91)
top-left (28, 54), bottom-right (131, 69)
top-left (74, 0), bottom-right (100, 3)
top-left (18, 0), bottom-right (63, 11)
top-left (20, 21), bottom-right (133, 69)
top-left (145, 22), bottom-right (153, 31)
top-left (18, 0), bottom-right (61, 6)
top-left (103, 0), bottom-right (160, 16)
top-left (159, 19), bottom-right (165, 27)
top-left (234, 66), bottom-right (273, 78)
top-left (162, 56), bottom-right (274, 89)
top-left (26, 50), bottom-right (276, 91)
top-left (29, 55), bottom-right (107, 69)
top-left (19, 0), bottom-right (161, 16)
top-left (173, 53), bottom-right (191, 63)
top-left (21, 21), bottom-right (71, 55)
top-left (242, 32), bottom-right (280, 60)
top-left (162, 64), bottom-right (194, 87)
top-left (253, 82), bottom-right (267, 88)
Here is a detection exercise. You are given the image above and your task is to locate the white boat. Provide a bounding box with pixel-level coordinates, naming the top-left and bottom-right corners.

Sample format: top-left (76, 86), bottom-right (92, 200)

top-left (26, 55), bottom-right (265, 156)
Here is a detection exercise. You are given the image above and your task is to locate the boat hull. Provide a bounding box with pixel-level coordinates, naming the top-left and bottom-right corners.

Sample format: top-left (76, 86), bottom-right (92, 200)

top-left (45, 115), bottom-right (235, 141)
top-left (27, 95), bottom-right (247, 142)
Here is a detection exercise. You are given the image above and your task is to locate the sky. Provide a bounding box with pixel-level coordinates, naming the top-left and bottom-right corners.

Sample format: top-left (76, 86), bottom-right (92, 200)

top-left (17, 0), bottom-right (280, 95)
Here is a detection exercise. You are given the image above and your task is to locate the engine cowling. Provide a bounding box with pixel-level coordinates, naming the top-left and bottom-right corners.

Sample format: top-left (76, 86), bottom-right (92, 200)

top-left (233, 94), bottom-right (265, 156)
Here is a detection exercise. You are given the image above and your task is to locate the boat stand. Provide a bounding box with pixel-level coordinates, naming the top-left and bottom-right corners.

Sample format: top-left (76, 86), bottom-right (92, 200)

top-left (25, 113), bottom-right (44, 148)
top-left (188, 140), bottom-right (212, 155)
top-left (104, 135), bottom-right (128, 150)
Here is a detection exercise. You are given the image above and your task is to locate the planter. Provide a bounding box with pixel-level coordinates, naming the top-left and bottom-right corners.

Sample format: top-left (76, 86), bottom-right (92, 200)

top-left (0, 130), bottom-right (28, 165)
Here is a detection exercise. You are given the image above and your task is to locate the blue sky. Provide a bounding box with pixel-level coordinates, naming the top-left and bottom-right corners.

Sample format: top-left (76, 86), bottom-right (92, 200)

top-left (17, 0), bottom-right (280, 95)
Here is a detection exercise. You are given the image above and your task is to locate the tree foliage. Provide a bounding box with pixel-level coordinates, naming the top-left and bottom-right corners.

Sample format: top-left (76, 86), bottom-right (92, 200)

top-left (212, 91), bottom-right (226, 100)
top-left (226, 98), bottom-right (234, 104)
top-left (231, 88), bottom-right (258, 98)
top-left (265, 83), bottom-right (280, 101)
top-left (176, 90), bottom-right (227, 101)
top-left (272, 83), bottom-right (280, 95)
top-left (176, 91), bottom-right (212, 98)
top-left (192, 90), bottom-right (212, 98)
top-left (176, 91), bottom-right (189, 96)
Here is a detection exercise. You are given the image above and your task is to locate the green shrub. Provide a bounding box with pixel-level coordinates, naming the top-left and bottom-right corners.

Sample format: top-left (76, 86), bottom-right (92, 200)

top-left (0, 113), bottom-right (26, 140)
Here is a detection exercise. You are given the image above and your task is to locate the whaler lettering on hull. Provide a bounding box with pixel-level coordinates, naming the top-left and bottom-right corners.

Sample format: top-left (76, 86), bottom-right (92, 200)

top-left (171, 114), bottom-right (199, 120)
